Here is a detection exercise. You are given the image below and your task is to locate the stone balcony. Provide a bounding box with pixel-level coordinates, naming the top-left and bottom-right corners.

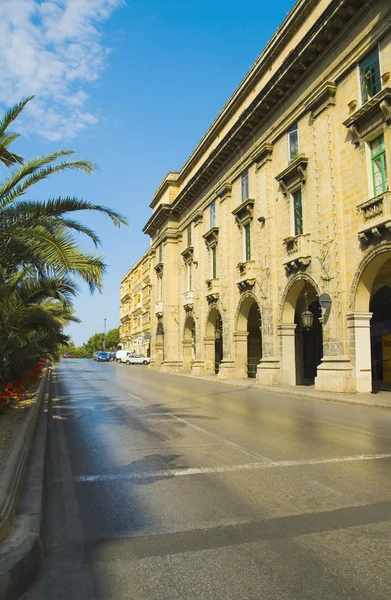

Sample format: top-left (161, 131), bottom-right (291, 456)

top-left (183, 290), bottom-right (195, 312)
top-left (205, 279), bottom-right (222, 304)
top-left (236, 260), bottom-right (256, 292)
top-left (120, 288), bottom-right (131, 302)
top-left (357, 191), bottom-right (391, 242)
top-left (282, 233), bottom-right (312, 273)
top-left (120, 312), bottom-right (130, 323)
top-left (155, 300), bottom-right (163, 318)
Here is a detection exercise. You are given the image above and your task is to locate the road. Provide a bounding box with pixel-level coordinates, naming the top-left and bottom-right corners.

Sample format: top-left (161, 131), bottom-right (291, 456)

top-left (23, 359), bottom-right (391, 600)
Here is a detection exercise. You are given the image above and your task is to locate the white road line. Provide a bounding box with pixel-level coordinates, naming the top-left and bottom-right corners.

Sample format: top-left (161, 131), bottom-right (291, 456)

top-left (72, 452), bottom-right (391, 484)
top-left (128, 393), bottom-right (144, 402)
top-left (168, 412), bottom-right (273, 463)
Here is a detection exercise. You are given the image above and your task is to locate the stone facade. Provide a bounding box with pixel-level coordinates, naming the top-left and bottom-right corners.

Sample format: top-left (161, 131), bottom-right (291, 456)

top-left (127, 0), bottom-right (391, 393)
top-left (119, 249), bottom-right (153, 356)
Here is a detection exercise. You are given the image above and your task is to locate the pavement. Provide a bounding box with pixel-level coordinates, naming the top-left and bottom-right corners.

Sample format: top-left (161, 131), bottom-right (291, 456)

top-left (22, 359), bottom-right (391, 600)
top-left (174, 371), bottom-right (391, 410)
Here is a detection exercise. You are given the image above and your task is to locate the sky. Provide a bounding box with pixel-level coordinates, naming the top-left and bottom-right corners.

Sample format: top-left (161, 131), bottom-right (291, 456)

top-left (0, 0), bottom-right (296, 346)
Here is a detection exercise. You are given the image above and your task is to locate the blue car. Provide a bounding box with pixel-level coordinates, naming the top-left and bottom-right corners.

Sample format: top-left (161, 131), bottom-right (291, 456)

top-left (95, 351), bottom-right (109, 362)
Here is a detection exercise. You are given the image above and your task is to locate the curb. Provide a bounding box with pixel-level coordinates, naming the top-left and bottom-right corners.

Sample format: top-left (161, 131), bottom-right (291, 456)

top-left (168, 371), bottom-right (391, 411)
top-left (0, 367), bottom-right (51, 599)
top-left (0, 369), bottom-right (50, 542)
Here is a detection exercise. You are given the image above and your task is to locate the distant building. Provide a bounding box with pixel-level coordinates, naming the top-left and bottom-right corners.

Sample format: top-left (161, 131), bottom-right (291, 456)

top-left (126, 0), bottom-right (390, 394)
top-left (119, 249), bottom-right (153, 356)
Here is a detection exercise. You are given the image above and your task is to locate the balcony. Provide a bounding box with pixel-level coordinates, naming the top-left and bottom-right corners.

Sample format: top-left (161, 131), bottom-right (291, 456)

top-left (132, 303), bottom-right (143, 317)
top-left (120, 312), bottom-right (131, 323)
top-left (155, 300), bottom-right (163, 318)
top-left (236, 260), bottom-right (256, 292)
top-left (282, 233), bottom-right (312, 273)
top-left (357, 191), bottom-right (391, 242)
top-left (120, 288), bottom-right (131, 302)
top-left (183, 291), bottom-right (195, 312)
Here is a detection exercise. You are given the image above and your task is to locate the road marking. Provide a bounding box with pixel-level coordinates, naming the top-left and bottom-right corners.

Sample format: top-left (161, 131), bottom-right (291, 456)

top-left (72, 452), bottom-right (391, 483)
top-left (128, 393), bottom-right (144, 402)
top-left (168, 412), bottom-right (273, 463)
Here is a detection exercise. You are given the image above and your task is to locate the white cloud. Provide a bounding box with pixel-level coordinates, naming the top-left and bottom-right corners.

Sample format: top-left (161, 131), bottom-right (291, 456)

top-left (0, 0), bottom-right (123, 140)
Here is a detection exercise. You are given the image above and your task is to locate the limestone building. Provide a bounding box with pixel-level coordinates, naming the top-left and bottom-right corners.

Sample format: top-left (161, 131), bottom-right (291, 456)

top-left (119, 249), bottom-right (153, 356)
top-left (138, 0), bottom-right (391, 393)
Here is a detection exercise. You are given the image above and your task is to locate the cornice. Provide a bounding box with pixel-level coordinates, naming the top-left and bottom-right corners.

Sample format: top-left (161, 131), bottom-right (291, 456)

top-left (168, 0), bottom-right (367, 216)
top-left (143, 0), bottom-right (371, 236)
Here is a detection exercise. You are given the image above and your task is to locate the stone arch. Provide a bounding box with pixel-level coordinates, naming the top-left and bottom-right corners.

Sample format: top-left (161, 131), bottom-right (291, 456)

top-left (279, 274), bottom-right (322, 386)
top-left (204, 304), bottom-right (224, 374)
top-left (234, 292), bottom-right (262, 378)
top-left (349, 243), bottom-right (391, 311)
top-left (155, 319), bottom-right (164, 367)
top-left (280, 273), bottom-right (321, 324)
top-left (182, 313), bottom-right (196, 371)
top-left (348, 243), bottom-right (391, 392)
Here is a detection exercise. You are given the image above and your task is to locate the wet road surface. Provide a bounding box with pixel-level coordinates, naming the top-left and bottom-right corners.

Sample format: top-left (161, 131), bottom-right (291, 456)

top-left (23, 359), bottom-right (391, 599)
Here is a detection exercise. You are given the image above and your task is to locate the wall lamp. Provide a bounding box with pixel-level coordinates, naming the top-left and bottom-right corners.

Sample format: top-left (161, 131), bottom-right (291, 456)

top-left (257, 216), bottom-right (265, 224)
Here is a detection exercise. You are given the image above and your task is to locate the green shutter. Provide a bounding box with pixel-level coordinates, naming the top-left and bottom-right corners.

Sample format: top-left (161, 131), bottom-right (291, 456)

top-left (371, 135), bottom-right (388, 195)
top-left (245, 223), bottom-right (251, 261)
top-left (360, 48), bottom-right (381, 103)
top-left (212, 246), bottom-right (217, 279)
top-left (293, 189), bottom-right (303, 235)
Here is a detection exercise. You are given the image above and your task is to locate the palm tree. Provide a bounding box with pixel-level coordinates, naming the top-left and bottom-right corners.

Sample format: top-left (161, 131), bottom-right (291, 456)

top-left (0, 96), bottom-right (30, 167)
top-left (0, 96), bottom-right (127, 291)
top-left (0, 272), bottom-right (80, 384)
top-left (0, 96), bottom-right (128, 385)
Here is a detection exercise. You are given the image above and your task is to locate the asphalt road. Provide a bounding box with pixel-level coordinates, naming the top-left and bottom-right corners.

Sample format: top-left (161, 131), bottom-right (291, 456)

top-left (23, 359), bottom-right (391, 600)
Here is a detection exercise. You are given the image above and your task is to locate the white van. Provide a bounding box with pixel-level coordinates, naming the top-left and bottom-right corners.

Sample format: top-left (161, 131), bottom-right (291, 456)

top-left (116, 350), bottom-right (133, 363)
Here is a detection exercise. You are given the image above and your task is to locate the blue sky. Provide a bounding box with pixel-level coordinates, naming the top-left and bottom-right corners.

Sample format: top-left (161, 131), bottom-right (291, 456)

top-left (0, 0), bottom-right (296, 346)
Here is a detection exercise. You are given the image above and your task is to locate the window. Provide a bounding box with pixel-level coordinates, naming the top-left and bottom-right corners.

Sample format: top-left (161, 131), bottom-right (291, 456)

top-left (360, 47), bottom-right (381, 104)
top-left (210, 200), bottom-right (216, 228)
top-left (243, 223), bottom-right (251, 261)
top-left (187, 225), bottom-right (192, 247)
top-left (287, 123), bottom-right (299, 161)
top-left (158, 243), bottom-right (163, 262)
top-left (371, 135), bottom-right (388, 195)
top-left (292, 189), bottom-right (303, 236)
top-left (158, 276), bottom-right (163, 301)
top-left (187, 262), bottom-right (192, 290)
top-left (211, 246), bottom-right (217, 279)
top-left (241, 170), bottom-right (249, 202)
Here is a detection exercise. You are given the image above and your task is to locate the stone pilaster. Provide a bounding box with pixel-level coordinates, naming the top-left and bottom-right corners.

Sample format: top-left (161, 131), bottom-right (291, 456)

top-left (346, 312), bottom-right (373, 393)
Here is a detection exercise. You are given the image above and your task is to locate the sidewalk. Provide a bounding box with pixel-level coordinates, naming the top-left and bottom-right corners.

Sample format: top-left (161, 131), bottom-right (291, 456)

top-left (173, 371), bottom-right (391, 410)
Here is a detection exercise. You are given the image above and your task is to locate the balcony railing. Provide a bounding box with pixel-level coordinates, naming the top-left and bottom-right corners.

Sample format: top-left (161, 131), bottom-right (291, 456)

top-left (282, 233), bottom-right (311, 273)
top-left (236, 260), bottom-right (256, 292)
top-left (357, 191), bottom-right (391, 242)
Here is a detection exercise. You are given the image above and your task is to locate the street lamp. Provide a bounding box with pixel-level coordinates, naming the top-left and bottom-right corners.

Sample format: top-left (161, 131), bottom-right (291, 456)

top-left (301, 287), bottom-right (313, 330)
top-left (215, 328), bottom-right (222, 341)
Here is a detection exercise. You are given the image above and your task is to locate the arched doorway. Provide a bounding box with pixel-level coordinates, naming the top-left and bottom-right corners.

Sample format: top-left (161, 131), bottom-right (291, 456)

top-left (294, 294), bottom-right (323, 385)
top-left (350, 247), bottom-right (391, 392)
top-left (205, 307), bottom-right (223, 374)
top-left (156, 320), bottom-right (164, 367)
top-left (235, 295), bottom-right (262, 378)
top-left (183, 315), bottom-right (196, 371)
top-left (280, 277), bottom-right (323, 386)
top-left (370, 284), bottom-right (391, 389)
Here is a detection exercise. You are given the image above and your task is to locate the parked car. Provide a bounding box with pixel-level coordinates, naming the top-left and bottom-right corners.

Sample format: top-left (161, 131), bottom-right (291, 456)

top-left (108, 352), bottom-right (116, 361)
top-left (94, 351), bottom-right (109, 362)
top-left (116, 350), bottom-right (132, 363)
top-left (124, 353), bottom-right (150, 365)
top-left (63, 352), bottom-right (71, 358)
